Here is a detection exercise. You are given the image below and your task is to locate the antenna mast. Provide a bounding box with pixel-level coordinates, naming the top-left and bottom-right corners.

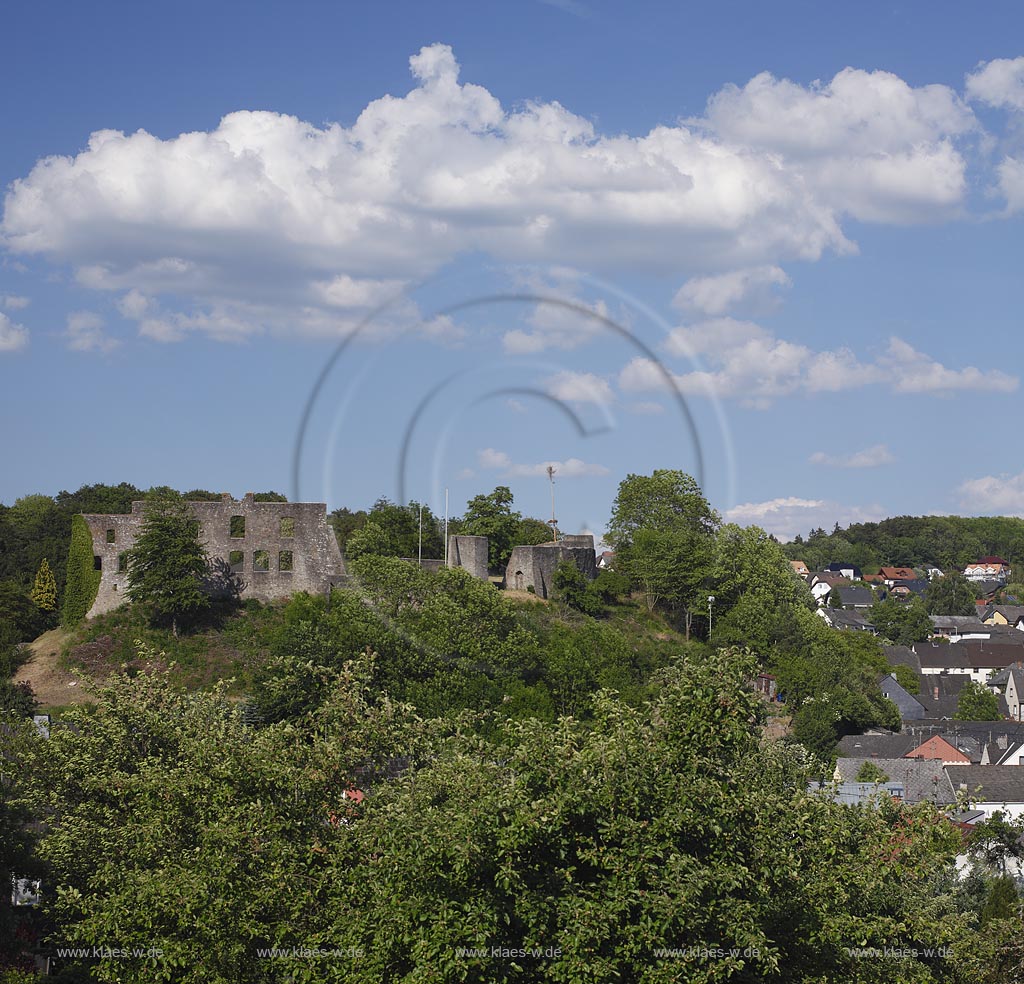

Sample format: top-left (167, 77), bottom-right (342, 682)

top-left (547, 465), bottom-right (558, 541)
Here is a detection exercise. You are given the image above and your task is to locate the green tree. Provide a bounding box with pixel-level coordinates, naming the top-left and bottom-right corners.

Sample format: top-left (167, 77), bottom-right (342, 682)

top-left (925, 571), bottom-right (977, 616)
top-left (711, 524), bottom-right (814, 652)
top-left (606, 470), bottom-right (719, 638)
top-left (954, 680), bottom-right (1001, 721)
top-left (61, 514), bottom-right (101, 627)
top-left (329, 506), bottom-right (369, 553)
top-left (14, 647), bottom-right (981, 983)
top-left (0, 680), bottom-right (37, 717)
top-left (461, 486), bottom-right (546, 570)
top-left (343, 498), bottom-right (446, 561)
top-left (869, 596), bottom-right (933, 646)
top-left (0, 582), bottom-right (43, 648)
top-left (29, 557), bottom-right (57, 613)
top-left (889, 664), bottom-right (921, 694)
top-left (551, 560), bottom-right (601, 616)
top-left (855, 760), bottom-right (890, 782)
top-left (828, 585), bottom-right (843, 608)
top-left (126, 495), bottom-right (210, 636)
top-left (980, 876), bottom-right (1019, 927)
top-left (969, 811), bottom-right (1024, 875)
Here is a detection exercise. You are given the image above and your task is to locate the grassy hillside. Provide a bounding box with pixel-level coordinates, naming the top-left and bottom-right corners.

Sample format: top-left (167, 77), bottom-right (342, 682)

top-left (41, 575), bottom-right (695, 717)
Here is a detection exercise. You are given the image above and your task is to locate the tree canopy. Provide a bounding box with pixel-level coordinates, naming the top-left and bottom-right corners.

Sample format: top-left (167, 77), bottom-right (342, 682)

top-left (954, 680), bottom-right (1001, 721)
top-left (606, 470), bottom-right (719, 637)
top-left (12, 647), bottom-right (985, 983)
top-left (125, 495), bottom-right (210, 635)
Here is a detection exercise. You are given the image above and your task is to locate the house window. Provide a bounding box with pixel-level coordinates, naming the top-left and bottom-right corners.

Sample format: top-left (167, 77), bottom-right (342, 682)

top-left (253, 550), bottom-right (270, 572)
top-left (106, 528), bottom-right (116, 543)
top-left (280, 517), bottom-right (295, 538)
top-left (230, 515), bottom-right (246, 538)
top-left (279, 550), bottom-right (293, 572)
top-left (229, 550), bottom-right (244, 573)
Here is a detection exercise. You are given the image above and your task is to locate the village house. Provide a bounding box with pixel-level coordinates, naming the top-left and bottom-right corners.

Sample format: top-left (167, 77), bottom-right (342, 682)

top-left (914, 640), bottom-right (1024, 685)
top-left (981, 604), bottom-right (1024, 629)
top-left (929, 615), bottom-right (988, 641)
top-left (964, 557), bottom-right (1010, 583)
top-left (816, 608), bottom-right (876, 633)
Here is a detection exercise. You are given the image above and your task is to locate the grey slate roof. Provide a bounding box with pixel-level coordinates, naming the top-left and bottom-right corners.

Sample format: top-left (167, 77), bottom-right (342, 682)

top-left (879, 674), bottom-right (927, 721)
top-left (984, 605), bottom-right (1024, 624)
top-left (826, 781), bottom-right (906, 806)
top-left (916, 674), bottom-right (967, 719)
top-left (835, 757), bottom-right (954, 805)
top-left (834, 585), bottom-right (875, 609)
top-left (1010, 665), bottom-right (1024, 694)
top-left (915, 640), bottom-right (1024, 671)
top-left (884, 646), bottom-right (921, 673)
top-left (988, 666), bottom-right (1014, 687)
top-left (837, 732), bottom-right (919, 759)
top-left (945, 766), bottom-right (1024, 804)
top-left (820, 609), bottom-right (876, 632)
top-left (917, 719), bottom-right (1024, 742)
top-left (929, 615), bottom-right (985, 631)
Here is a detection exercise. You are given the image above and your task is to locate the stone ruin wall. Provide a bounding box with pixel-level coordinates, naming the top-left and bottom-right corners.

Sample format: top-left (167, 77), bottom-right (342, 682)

top-left (82, 493), bottom-right (347, 618)
top-left (502, 534), bottom-right (597, 599)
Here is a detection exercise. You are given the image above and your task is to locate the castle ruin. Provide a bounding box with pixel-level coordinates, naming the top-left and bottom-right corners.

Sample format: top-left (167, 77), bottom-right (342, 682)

top-left (502, 534), bottom-right (597, 598)
top-left (80, 493), bottom-right (347, 618)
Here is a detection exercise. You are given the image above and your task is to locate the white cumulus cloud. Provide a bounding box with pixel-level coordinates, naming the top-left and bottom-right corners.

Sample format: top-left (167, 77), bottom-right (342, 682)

top-left (621, 324), bottom-right (1016, 407)
top-left (966, 56), bottom-right (1024, 112)
top-left (66, 310), bottom-right (118, 352)
top-left (724, 496), bottom-right (886, 541)
top-left (1, 295), bottom-right (29, 310)
top-left (957, 472), bottom-right (1024, 514)
top-left (544, 370), bottom-right (614, 404)
top-left (476, 447), bottom-right (608, 478)
top-left (0, 312), bottom-right (27, 352)
top-left (673, 266), bottom-right (790, 316)
top-left (0, 45), bottom-right (994, 343)
top-left (809, 444), bottom-right (895, 468)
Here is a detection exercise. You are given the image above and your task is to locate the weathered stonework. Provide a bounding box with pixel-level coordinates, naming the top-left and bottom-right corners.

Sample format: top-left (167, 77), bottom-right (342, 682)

top-left (446, 535), bottom-right (490, 580)
top-left (502, 534), bottom-right (597, 598)
top-left (81, 493), bottom-right (347, 618)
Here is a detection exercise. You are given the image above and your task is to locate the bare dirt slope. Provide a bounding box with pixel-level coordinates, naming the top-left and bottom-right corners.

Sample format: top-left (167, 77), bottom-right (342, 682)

top-left (14, 627), bottom-right (91, 708)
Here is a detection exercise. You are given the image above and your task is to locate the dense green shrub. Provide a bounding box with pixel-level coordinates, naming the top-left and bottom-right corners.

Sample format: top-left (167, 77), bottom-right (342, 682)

top-left (61, 515), bottom-right (100, 627)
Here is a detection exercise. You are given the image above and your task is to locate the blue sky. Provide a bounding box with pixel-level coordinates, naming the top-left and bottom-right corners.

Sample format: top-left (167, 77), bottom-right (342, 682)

top-left (3, 1), bottom-right (1024, 540)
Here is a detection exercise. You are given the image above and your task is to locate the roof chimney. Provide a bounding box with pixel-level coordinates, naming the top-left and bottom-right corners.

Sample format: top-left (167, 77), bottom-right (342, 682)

top-left (933, 686), bottom-right (940, 701)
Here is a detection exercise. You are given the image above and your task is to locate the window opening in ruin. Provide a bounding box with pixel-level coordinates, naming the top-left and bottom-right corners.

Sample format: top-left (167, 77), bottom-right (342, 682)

top-left (106, 528), bottom-right (116, 543)
top-left (279, 550), bottom-right (294, 572)
top-left (93, 555), bottom-right (102, 571)
top-left (230, 515), bottom-right (246, 538)
top-left (229, 550), bottom-right (244, 573)
top-left (253, 550), bottom-right (270, 572)
top-left (280, 517), bottom-right (295, 537)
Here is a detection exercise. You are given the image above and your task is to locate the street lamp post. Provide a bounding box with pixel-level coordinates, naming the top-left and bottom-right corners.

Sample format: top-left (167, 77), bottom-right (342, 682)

top-left (707, 595), bottom-right (715, 639)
